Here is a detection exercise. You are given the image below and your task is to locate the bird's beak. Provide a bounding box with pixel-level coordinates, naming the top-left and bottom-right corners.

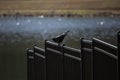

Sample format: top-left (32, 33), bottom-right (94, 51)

top-left (67, 30), bottom-right (70, 33)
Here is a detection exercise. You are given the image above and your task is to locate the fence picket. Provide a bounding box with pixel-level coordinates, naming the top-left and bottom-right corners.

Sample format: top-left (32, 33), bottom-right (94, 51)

top-left (81, 38), bottom-right (93, 80)
top-left (26, 49), bottom-right (34, 80)
top-left (33, 46), bottom-right (45, 80)
top-left (26, 32), bottom-right (120, 80)
top-left (92, 38), bottom-right (118, 80)
top-left (118, 31), bottom-right (120, 80)
top-left (63, 44), bottom-right (82, 80)
top-left (93, 38), bottom-right (117, 55)
top-left (45, 41), bottom-right (63, 80)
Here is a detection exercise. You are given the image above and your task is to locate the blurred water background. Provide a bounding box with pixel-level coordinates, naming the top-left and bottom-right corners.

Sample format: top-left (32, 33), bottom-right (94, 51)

top-left (0, 16), bottom-right (120, 80)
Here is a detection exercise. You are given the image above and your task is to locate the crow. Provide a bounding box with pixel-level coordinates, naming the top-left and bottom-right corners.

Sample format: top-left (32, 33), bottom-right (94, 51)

top-left (52, 30), bottom-right (70, 45)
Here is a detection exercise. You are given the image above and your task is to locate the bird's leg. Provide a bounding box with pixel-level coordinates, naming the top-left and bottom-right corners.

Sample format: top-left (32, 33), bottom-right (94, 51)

top-left (58, 43), bottom-right (61, 46)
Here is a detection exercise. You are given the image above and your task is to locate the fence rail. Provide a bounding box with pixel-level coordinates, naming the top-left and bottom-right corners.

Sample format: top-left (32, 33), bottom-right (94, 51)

top-left (93, 38), bottom-right (117, 55)
top-left (26, 31), bottom-right (120, 80)
top-left (92, 38), bottom-right (118, 80)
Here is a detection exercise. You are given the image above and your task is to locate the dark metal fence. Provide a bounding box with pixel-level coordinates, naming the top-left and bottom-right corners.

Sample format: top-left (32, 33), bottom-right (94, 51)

top-left (63, 45), bottom-right (81, 80)
top-left (45, 40), bottom-right (82, 80)
top-left (26, 49), bottom-right (34, 80)
top-left (118, 31), bottom-right (120, 80)
top-left (33, 46), bottom-right (45, 80)
top-left (92, 38), bottom-right (118, 80)
top-left (45, 41), bottom-right (63, 80)
top-left (26, 31), bottom-right (120, 80)
top-left (81, 38), bottom-right (93, 80)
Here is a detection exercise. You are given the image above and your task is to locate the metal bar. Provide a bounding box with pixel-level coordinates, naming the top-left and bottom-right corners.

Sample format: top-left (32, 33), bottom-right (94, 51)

top-left (94, 47), bottom-right (118, 60)
top-left (27, 49), bottom-right (34, 56)
top-left (45, 40), bottom-right (62, 51)
top-left (63, 46), bottom-right (81, 58)
top-left (45, 40), bottom-right (63, 80)
top-left (117, 31), bottom-right (120, 80)
top-left (82, 39), bottom-right (92, 48)
top-left (26, 48), bottom-right (34, 80)
top-left (45, 40), bottom-right (47, 80)
top-left (33, 46), bottom-right (45, 56)
top-left (93, 38), bottom-right (117, 55)
top-left (92, 38), bottom-right (95, 80)
top-left (34, 53), bottom-right (45, 59)
top-left (81, 38), bottom-right (93, 80)
top-left (64, 53), bottom-right (81, 61)
top-left (33, 45), bottom-right (45, 80)
top-left (63, 43), bottom-right (81, 80)
top-left (46, 48), bottom-right (62, 55)
top-left (45, 48), bottom-right (63, 80)
top-left (82, 48), bottom-right (92, 53)
top-left (62, 44), bottom-right (64, 80)
top-left (81, 38), bottom-right (84, 80)
top-left (34, 50), bottom-right (45, 80)
top-left (46, 40), bottom-right (81, 57)
top-left (28, 56), bottom-right (34, 59)
top-left (92, 38), bottom-right (118, 80)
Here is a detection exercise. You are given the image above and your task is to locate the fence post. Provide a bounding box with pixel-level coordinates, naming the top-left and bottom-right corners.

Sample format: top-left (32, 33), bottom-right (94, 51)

top-left (45, 40), bottom-right (47, 80)
top-left (26, 48), bottom-right (34, 80)
top-left (81, 38), bottom-right (93, 80)
top-left (62, 43), bottom-right (81, 80)
top-left (62, 44), bottom-right (65, 80)
top-left (45, 40), bottom-right (63, 80)
top-left (81, 38), bottom-right (84, 80)
top-left (92, 38), bottom-right (95, 80)
top-left (33, 45), bottom-right (45, 80)
top-left (118, 31), bottom-right (120, 80)
top-left (33, 44), bottom-right (36, 80)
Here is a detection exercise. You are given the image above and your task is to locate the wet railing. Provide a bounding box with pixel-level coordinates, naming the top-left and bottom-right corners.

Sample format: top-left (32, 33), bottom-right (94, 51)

top-left (26, 31), bottom-right (120, 80)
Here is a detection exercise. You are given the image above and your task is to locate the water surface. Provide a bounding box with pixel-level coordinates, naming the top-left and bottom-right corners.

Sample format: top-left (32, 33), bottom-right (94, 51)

top-left (0, 16), bottom-right (120, 80)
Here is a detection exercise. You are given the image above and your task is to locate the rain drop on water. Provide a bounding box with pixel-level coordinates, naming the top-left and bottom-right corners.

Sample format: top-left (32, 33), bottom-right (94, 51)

top-left (100, 21), bottom-right (104, 25)
top-left (38, 15), bottom-right (44, 18)
top-left (38, 21), bottom-right (42, 25)
top-left (16, 22), bottom-right (20, 26)
top-left (58, 18), bottom-right (62, 21)
top-left (27, 19), bottom-right (31, 23)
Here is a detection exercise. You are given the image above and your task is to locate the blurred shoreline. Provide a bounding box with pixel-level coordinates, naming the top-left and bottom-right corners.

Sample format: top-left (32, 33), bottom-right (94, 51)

top-left (0, 10), bottom-right (120, 17)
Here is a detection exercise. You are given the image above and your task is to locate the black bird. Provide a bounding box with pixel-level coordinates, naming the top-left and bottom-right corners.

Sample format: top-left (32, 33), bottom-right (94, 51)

top-left (52, 30), bottom-right (70, 45)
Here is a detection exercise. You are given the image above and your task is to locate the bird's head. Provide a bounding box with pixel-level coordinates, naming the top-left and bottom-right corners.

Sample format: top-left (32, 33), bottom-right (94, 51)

top-left (63, 30), bottom-right (70, 36)
top-left (66, 30), bottom-right (70, 34)
top-left (67, 30), bottom-right (70, 33)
